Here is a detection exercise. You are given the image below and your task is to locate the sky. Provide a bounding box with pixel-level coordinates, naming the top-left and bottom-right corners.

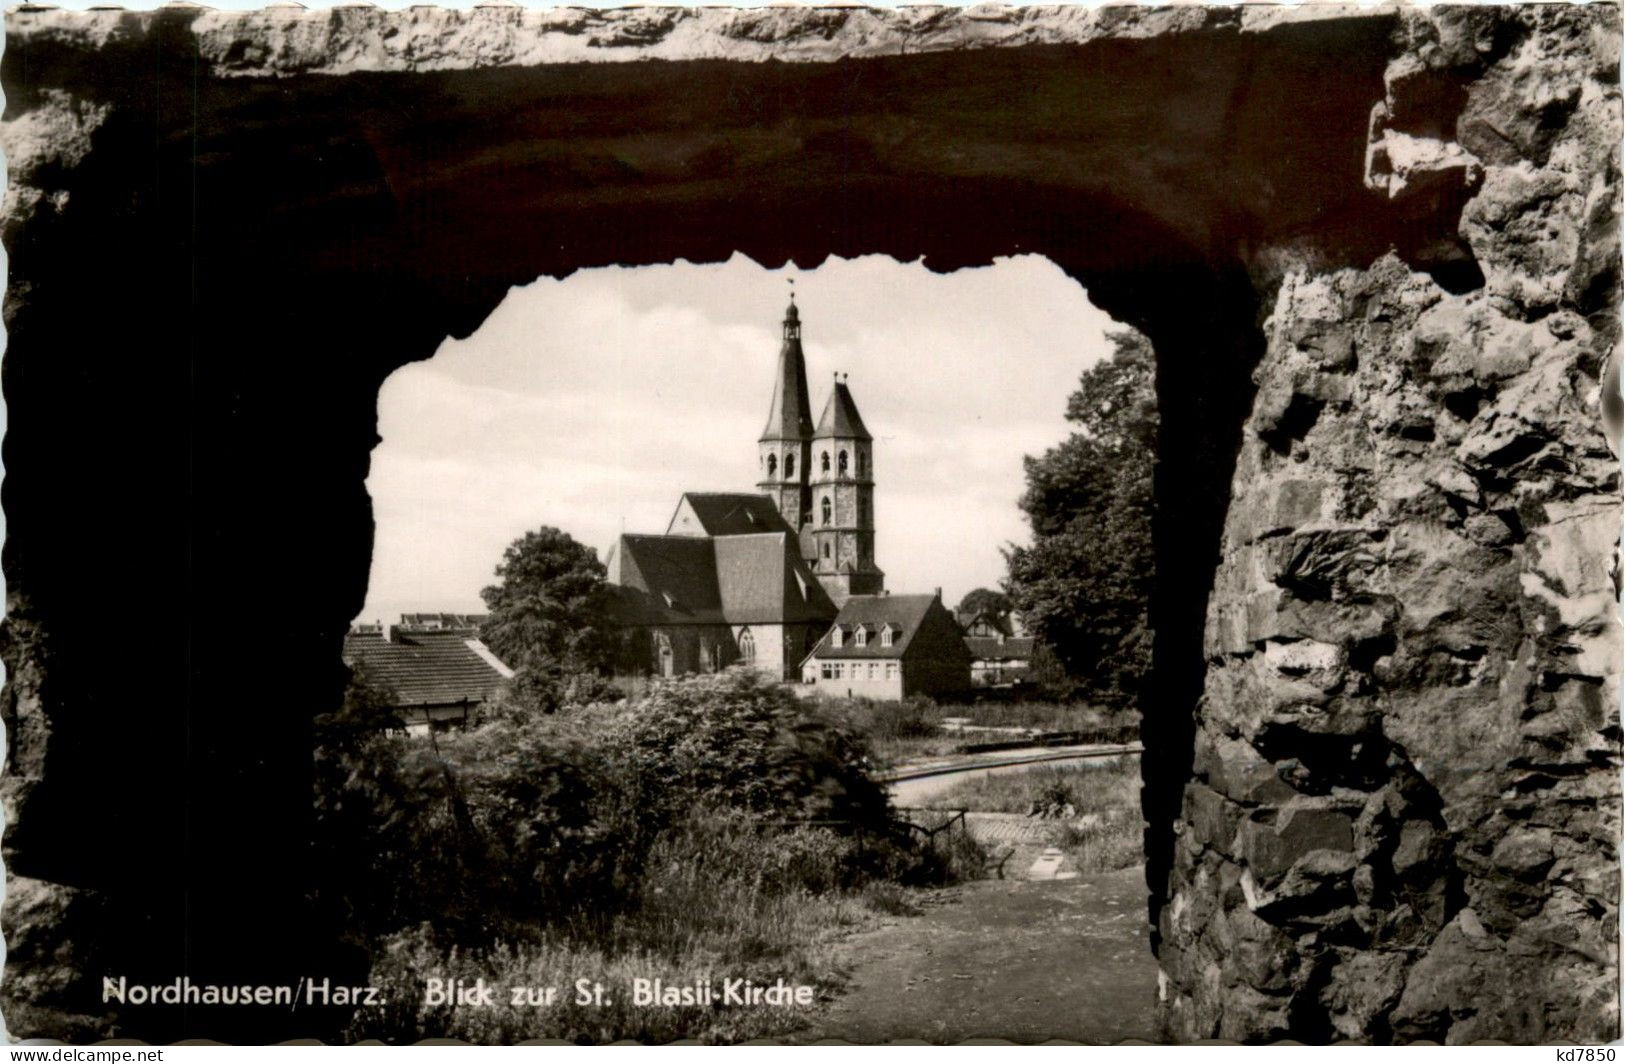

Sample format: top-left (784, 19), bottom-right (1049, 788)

top-left (356, 253), bottom-right (1120, 625)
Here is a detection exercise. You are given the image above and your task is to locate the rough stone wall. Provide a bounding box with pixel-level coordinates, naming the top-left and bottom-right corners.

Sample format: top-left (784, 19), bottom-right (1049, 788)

top-left (0, 1), bottom-right (1616, 1044)
top-left (1161, 6), bottom-right (1621, 1043)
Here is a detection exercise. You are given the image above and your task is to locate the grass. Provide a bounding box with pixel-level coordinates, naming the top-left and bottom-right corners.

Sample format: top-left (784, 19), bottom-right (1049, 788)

top-left (817, 696), bottom-right (1139, 769)
top-left (922, 757), bottom-right (1145, 876)
top-left (347, 816), bottom-right (984, 1044)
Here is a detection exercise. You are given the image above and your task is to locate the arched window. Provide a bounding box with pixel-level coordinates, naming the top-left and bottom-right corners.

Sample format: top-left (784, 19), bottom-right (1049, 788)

top-left (785, 453), bottom-right (795, 477)
top-left (821, 452), bottom-right (830, 473)
top-left (767, 453), bottom-right (777, 477)
top-left (821, 497), bottom-right (832, 525)
top-left (738, 628), bottom-right (756, 664)
top-left (838, 450), bottom-right (849, 477)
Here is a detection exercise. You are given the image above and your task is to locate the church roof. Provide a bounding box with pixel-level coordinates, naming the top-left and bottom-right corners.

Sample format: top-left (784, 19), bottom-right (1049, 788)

top-left (342, 629), bottom-right (513, 708)
top-left (814, 380), bottom-right (871, 441)
top-left (667, 492), bottom-right (794, 537)
top-left (761, 301), bottom-right (815, 442)
top-left (610, 531), bottom-right (835, 627)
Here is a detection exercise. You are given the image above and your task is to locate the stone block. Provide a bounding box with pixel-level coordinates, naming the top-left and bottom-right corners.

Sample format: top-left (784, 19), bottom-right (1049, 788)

top-left (1262, 638), bottom-right (1348, 691)
top-left (1204, 733), bottom-right (1299, 806)
top-left (1183, 781), bottom-right (1242, 852)
top-left (1239, 804), bottom-right (1356, 882)
top-left (1268, 479), bottom-right (1327, 532)
top-left (1321, 949), bottom-right (1411, 1042)
top-left (1490, 826), bottom-right (1557, 882)
top-left (1215, 904), bottom-right (1299, 994)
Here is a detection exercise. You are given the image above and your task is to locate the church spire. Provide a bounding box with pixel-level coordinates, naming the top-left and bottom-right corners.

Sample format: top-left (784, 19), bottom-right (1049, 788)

top-left (757, 292), bottom-right (815, 532)
top-left (760, 294), bottom-right (814, 443)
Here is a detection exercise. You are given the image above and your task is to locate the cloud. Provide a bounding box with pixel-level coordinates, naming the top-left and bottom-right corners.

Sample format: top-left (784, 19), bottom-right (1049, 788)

top-left (360, 253), bottom-right (1118, 622)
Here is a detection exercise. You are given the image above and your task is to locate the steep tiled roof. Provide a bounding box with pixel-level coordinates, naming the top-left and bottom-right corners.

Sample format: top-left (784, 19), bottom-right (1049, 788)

top-left (668, 493), bottom-right (794, 537)
top-left (964, 636), bottom-right (1035, 662)
top-left (761, 302), bottom-right (815, 442)
top-left (814, 380), bottom-right (871, 441)
top-left (807, 593), bottom-right (938, 659)
top-left (610, 531), bottom-right (834, 627)
top-left (612, 534), bottom-right (722, 621)
top-left (343, 630), bottom-right (513, 708)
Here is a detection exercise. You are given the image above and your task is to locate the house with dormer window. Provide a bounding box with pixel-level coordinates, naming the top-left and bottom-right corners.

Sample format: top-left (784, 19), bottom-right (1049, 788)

top-left (799, 591), bottom-right (971, 700)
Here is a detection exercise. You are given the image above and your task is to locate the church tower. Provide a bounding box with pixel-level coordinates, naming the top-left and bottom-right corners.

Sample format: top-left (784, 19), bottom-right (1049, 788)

top-left (810, 372), bottom-right (885, 606)
top-left (757, 298), bottom-right (814, 530)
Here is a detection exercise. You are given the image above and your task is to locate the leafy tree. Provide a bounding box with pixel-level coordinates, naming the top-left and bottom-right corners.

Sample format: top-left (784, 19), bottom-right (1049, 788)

top-left (479, 526), bottom-right (616, 709)
top-left (1004, 329), bottom-right (1157, 707)
top-left (314, 661), bottom-right (403, 752)
top-left (955, 587), bottom-right (1012, 621)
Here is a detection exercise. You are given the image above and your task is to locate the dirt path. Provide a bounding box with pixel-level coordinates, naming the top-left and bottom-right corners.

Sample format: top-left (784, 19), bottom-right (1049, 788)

top-left (804, 865), bottom-right (1160, 1044)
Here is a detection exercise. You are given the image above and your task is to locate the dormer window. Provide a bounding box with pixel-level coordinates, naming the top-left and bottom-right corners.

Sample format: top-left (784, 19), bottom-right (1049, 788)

top-left (880, 625), bottom-right (894, 648)
top-left (855, 626), bottom-right (867, 647)
top-left (831, 626), bottom-right (843, 648)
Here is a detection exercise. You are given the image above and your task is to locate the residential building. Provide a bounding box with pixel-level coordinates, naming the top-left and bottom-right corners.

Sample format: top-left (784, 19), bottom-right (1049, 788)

top-left (799, 592), bottom-right (972, 700)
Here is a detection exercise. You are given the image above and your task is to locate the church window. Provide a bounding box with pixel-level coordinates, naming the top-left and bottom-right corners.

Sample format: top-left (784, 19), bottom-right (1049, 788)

top-left (821, 497), bottom-right (832, 525)
top-left (821, 452), bottom-right (830, 473)
top-left (767, 454), bottom-right (777, 477)
top-left (855, 627), bottom-right (867, 647)
top-left (822, 541), bottom-right (831, 559)
top-left (838, 450), bottom-right (849, 477)
top-left (738, 628), bottom-right (756, 664)
top-left (785, 453), bottom-right (795, 477)
top-left (880, 625), bottom-right (893, 647)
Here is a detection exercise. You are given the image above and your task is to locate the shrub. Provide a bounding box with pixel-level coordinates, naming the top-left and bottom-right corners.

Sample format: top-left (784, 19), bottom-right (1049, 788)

top-left (313, 708), bottom-right (640, 945)
top-left (608, 668), bottom-right (893, 835)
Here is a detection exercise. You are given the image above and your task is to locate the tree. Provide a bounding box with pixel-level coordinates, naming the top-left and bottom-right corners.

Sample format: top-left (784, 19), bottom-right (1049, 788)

top-left (479, 527), bottom-right (616, 708)
top-left (1004, 329), bottom-right (1157, 707)
top-left (956, 587), bottom-right (1012, 621)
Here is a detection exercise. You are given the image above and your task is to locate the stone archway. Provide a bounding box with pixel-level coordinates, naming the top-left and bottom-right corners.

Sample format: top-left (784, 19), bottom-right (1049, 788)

top-left (0, 4), bottom-right (1617, 1043)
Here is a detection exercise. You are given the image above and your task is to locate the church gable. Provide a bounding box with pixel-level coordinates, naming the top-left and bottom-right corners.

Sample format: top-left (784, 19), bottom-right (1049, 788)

top-left (667, 493), bottom-right (792, 538)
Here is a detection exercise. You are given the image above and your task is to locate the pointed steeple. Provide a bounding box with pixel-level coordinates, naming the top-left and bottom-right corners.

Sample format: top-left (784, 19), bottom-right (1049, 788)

top-left (760, 297), bottom-right (815, 443)
top-left (814, 374), bottom-right (871, 441)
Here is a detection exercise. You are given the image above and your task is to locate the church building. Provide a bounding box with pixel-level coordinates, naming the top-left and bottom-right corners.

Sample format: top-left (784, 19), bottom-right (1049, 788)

top-left (607, 297), bottom-right (882, 683)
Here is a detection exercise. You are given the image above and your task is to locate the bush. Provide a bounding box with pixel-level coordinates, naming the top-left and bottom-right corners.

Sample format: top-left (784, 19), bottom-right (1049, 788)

top-left (313, 707), bottom-right (640, 946)
top-left (608, 668), bottom-right (893, 835)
